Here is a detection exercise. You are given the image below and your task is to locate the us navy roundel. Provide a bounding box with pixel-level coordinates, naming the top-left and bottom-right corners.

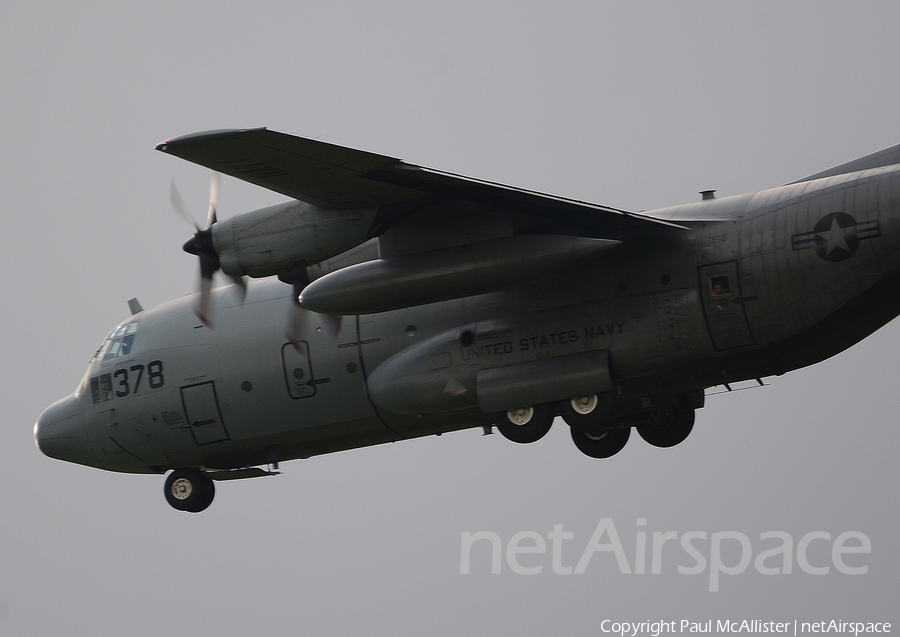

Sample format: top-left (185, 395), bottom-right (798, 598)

top-left (791, 212), bottom-right (881, 262)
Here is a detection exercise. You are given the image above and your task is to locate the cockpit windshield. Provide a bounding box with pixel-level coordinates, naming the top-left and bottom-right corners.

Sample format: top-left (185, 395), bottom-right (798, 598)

top-left (92, 322), bottom-right (139, 363)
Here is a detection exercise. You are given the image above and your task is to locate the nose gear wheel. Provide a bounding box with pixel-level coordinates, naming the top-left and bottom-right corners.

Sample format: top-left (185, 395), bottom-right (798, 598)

top-left (164, 469), bottom-right (215, 513)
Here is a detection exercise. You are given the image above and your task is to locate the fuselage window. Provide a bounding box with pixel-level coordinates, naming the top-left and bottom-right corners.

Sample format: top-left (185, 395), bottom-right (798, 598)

top-left (91, 374), bottom-right (115, 405)
top-left (709, 276), bottom-right (731, 296)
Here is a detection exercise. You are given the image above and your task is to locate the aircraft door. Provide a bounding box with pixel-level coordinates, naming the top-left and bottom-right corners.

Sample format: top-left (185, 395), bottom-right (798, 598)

top-left (698, 261), bottom-right (755, 351)
top-left (180, 381), bottom-right (230, 445)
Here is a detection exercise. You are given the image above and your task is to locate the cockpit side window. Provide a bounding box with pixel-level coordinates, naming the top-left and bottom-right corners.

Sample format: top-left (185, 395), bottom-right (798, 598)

top-left (92, 321), bottom-right (140, 364)
top-left (119, 323), bottom-right (137, 356)
top-left (104, 340), bottom-right (122, 359)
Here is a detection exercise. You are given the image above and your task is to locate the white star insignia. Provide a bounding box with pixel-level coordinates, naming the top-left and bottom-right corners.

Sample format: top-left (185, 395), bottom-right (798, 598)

top-left (817, 216), bottom-right (851, 257)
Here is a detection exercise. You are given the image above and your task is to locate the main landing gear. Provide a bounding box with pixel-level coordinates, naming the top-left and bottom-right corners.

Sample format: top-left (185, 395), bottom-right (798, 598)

top-left (636, 393), bottom-right (695, 448)
top-left (494, 391), bottom-right (698, 459)
top-left (570, 426), bottom-right (631, 458)
top-left (164, 468), bottom-right (215, 513)
top-left (558, 391), bottom-right (617, 431)
top-left (494, 404), bottom-right (555, 443)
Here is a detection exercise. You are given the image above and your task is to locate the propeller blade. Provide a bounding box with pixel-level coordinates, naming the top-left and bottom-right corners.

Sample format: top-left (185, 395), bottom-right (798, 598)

top-left (196, 252), bottom-right (219, 328)
top-left (230, 276), bottom-right (248, 304)
top-left (170, 182), bottom-right (200, 232)
top-left (197, 274), bottom-right (214, 328)
top-left (285, 276), bottom-right (308, 354)
top-left (322, 313), bottom-right (342, 340)
top-left (285, 300), bottom-right (308, 356)
top-left (206, 172), bottom-right (220, 227)
top-left (280, 271), bottom-right (342, 351)
top-left (285, 306), bottom-right (343, 352)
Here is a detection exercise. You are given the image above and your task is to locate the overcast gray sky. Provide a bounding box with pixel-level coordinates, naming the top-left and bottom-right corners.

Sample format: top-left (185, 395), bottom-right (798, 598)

top-left (2, 2), bottom-right (899, 634)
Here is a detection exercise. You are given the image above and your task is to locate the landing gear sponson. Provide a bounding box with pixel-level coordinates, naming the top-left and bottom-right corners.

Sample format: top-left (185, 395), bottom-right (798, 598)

top-left (494, 391), bottom-right (700, 458)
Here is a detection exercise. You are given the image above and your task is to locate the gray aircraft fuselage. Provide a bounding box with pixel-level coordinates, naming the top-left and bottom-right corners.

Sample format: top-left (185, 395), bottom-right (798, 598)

top-left (35, 149), bottom-right (900, 510)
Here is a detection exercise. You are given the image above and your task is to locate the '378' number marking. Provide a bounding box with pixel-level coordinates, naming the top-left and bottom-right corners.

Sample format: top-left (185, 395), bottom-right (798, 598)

top-left (113, 360), bottom-right (165, 398)
top-left (91, 360), bottom-right (165, 404)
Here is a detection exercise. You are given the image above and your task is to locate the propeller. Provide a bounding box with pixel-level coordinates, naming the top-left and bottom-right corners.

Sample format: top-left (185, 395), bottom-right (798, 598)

top-left (281, 271), bottom-right (341, 355)
top-left (171, 173), bottom-right (246, 327)
top-left (170, 173), bottom-right (339, 345)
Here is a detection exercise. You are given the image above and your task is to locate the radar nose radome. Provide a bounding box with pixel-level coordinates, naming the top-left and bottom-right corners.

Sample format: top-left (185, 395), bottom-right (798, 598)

top-left (34, 395), bottom-right (92, 464)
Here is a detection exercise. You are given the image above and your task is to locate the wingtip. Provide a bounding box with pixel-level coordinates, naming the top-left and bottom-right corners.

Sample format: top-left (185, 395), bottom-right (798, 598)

top-left (155, 128), bottom-right (268, 152)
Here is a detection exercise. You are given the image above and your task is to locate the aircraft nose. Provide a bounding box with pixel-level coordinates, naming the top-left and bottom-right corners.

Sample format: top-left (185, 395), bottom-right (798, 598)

top-left (34, 394), bottom-right (92, 464)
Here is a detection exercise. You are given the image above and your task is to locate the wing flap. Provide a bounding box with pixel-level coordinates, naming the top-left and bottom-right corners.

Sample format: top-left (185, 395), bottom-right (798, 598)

top-left (363, 163), bottom-right (689, 238)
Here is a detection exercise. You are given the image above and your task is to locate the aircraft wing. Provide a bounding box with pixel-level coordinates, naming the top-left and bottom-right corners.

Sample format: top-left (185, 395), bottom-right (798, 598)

top-left (791, 141), bottom-right (900, 184)
top-left (156, 128), bottom-right (687, 239)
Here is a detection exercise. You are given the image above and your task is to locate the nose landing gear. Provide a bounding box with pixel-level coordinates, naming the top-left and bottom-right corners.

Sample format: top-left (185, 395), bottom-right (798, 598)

top-left (164, 469), bottom-right (215, 513)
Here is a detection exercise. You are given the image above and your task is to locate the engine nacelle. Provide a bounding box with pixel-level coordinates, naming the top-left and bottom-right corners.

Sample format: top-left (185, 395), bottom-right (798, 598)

top-left (212, 200), bottom-right (376, 278)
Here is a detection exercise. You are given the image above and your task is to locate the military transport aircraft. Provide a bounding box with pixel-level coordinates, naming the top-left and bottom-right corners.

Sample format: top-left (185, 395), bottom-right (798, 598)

top-left (34, 129), bottom-right (900, 512)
